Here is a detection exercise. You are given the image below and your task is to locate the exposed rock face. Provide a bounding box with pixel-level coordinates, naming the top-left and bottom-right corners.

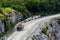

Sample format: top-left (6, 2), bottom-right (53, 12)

top-left (44, 20), bottom-right (60, 40)
top-left (28, 19), bottom-right (60, 40)
top-left (16, 12), bottom-right (23, 21)
top-left (0, 20), bottom-right (4, 33)
top-left (50, 20), bottom-right (60, 40)
top-left (8, 12), bottom-right (17, 23)
top-left (7, 12), bottom-right (22, 23)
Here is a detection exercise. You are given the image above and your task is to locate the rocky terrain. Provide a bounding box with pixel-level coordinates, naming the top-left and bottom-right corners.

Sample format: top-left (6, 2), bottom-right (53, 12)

top-left (28, 18), bottom-right (60, 40)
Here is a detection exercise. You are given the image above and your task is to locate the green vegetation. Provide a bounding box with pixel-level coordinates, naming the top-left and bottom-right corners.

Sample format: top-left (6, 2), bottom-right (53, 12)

top-left (42, 22), bottom-right (49, 34)
top-left (0, 0), bottom-right (60, 17)
top-left (32, 36), bottom-right (35, 40)
top-left (44, 22), bottom-right (49, 30)
top-left (0, 0), bottom-right (60, 38)
top-left (42, 28), bottom-right (47, 34)
top-left (0, 8), bottom-right (16, 38)
top-left (5, 7), bottom-right (16, 12)
top-left (0, 34), bottom-right (3, 38)
top-left (57, 18), bottom-right (60, 25)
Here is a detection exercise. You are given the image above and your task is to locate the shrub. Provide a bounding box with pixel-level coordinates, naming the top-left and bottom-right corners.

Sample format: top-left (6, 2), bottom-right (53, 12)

top-left (0, 13), bottom-right (4, 20)
top-left (57, 19), bottom-right (60, 25)
top-left (44, 22), bottom-right (49, 30)
top-left (0, 8), bottom-right (7, 15)
top-left (32, 36), bottom-right (34, 40)
top-left (42, 28), bottom-right (47, 35)
top-left (5, 7), bottom-right (16, 12)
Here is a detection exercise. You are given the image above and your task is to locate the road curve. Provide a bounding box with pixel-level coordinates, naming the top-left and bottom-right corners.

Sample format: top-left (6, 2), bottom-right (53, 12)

top-left (7, 14), bottom-right (60, 40)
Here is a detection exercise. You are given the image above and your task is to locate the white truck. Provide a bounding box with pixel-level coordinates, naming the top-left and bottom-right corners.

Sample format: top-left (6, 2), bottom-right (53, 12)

top-left (15, 22), bottom-right (25, 31)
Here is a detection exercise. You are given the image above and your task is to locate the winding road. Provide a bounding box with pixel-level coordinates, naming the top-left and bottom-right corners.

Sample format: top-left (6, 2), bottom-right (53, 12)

top-left (7, 14), bottom-right (60, 40)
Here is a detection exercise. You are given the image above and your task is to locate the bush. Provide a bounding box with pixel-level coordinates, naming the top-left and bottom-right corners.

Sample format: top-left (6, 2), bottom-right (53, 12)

top-left (0, 34), bottom-right (3, 37)
top-left (45, 22), bottom-right (49, 29)
top-left (32, 36), bottom-right (35, 40)
top-left (56, 19), bottom-right (60, 25)
top-left (5, 7), bottom-right (16, 12)
top-left (42, 28), bottom-right (47, 35)
top-left (0, 8), bottom-right (8, 16)
top-left (0, 14), bottom-right (4, 20)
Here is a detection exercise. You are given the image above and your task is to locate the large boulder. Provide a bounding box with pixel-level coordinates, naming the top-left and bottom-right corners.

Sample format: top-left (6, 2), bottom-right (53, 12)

top-left (6, 11), bottom-right (23, 23)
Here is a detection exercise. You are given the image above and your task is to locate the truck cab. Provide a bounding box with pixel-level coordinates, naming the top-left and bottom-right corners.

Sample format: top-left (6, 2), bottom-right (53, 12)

top-left (16, 22), bottom-right (24, 31)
